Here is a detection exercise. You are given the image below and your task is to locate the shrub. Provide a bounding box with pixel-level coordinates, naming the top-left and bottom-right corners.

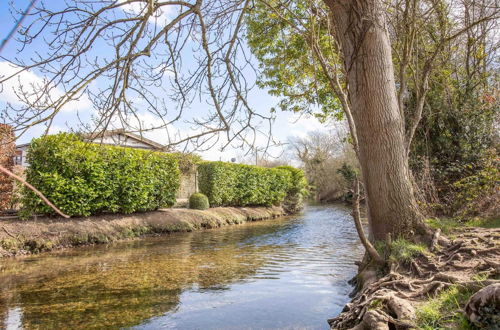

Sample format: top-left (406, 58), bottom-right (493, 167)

top-left (189, 193), bottom-right (209, 210)
top-left (450, 151), bottom-right (499, 218)
top-left (21, 133), bottom-right (180, 217)
top-left (198, 161), bottom-right (306, 209)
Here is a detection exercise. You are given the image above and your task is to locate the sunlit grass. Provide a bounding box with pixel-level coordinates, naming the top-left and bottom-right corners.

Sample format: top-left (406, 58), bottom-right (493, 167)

top-left (425, 216), bottom-right (500, 235)
top-left (416, 286), bottom-right (475, 330)
top-left (389, 238), bottom-right (427, 264)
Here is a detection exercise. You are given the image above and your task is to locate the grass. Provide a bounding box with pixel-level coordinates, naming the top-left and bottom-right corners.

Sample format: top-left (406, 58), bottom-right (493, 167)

top-left (425, 216), bottom-right (500, 235)
top-left (470, 272), bottom-right (490, 282)
top-left (416, 286), bottom-right (475, 330)
top-left (389, 238), bottom-right (428, 264)
top-left (464, 217), bottom-right (500, 228)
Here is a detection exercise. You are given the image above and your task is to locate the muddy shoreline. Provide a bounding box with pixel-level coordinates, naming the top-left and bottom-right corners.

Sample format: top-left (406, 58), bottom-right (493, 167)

top-left (0, 206), bottom-right (284, 258)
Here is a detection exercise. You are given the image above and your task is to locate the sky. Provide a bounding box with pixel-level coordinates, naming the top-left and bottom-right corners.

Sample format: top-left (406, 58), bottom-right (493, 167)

top-left (0, 0), bottom-right (333, 162)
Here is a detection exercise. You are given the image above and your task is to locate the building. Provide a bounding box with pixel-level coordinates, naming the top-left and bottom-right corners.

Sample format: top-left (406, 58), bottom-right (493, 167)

top-left (14, 129), bottom-right (170, 167)
top-left (13, 146), bottom-right (29, 167)
top-left (82, 129), bottom-right (168, 151)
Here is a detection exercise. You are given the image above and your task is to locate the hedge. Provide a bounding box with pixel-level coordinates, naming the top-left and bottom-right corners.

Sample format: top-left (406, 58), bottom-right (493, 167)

top-left (276, 165), bottom-right (308, 213)
top-left (21, 133), bottom-right (180, 217)
top-left (198, 161), bottom-right (306, 208)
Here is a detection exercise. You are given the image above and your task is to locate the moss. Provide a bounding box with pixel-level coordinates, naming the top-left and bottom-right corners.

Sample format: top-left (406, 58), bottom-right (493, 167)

top-left (368, 299), bottom-right (383, 310)
top-left (416, 286), bottom-right (475, 330)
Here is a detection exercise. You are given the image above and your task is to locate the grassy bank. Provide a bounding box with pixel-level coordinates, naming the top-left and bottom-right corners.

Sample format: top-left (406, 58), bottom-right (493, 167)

top-left (0, 206), bottom-right (284, 257)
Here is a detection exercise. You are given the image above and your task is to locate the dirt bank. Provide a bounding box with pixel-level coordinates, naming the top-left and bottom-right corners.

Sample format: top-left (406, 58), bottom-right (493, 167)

top-left (0, 206), bottom-right (284, 258)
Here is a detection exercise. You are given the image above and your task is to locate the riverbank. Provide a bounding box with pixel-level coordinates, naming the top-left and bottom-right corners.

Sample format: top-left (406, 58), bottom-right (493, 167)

top-left (330, 220), bottom-right (500, 329)
top-left (0, 206), bottom-right (284, 258)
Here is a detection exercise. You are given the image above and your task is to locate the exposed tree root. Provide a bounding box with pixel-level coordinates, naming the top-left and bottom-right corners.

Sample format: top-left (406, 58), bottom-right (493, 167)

top-left (464, 283), bottom-right (500, 327)
top-left (329, 227), bottom-right (500, 329)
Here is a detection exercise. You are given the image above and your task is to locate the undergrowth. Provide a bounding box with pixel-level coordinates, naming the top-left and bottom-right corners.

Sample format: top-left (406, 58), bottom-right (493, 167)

top-left (416, 286), bottom-right (476, 330)
top-left (375, 238), bottom-right (428, 264)
top-left (390, 238), bottom-right (427, 263)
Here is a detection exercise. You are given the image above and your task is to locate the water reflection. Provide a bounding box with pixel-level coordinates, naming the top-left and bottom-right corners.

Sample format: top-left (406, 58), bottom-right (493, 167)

top-left (0, 205), bottom-right (363, 329)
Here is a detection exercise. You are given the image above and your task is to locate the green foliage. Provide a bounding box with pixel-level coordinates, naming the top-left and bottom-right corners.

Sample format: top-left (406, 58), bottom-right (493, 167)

top-left (337, 163), bottom-right (358, 184)
top-left (276, 165), bottom-right (308, 196)
top-left (276, 165), bottom-right (309, 213)
top-left (170, 152), bottom-right (202, 174)
top-left (416, 286), bottom-right (475, 330)
top-left (245, 0), bottom-right (343, 121)
top-left (189, 193), bottom-right (209, 210)
top-left (21, 133), bottom-right (180, 217)
top-left (408, 36), bottom-right (498, 217)
top-left (450, 153), bottom-right (499, 217)
top-left (246, 0), bottom-right (498, 218)
top-left (198, 161), bottom-right (305, 208)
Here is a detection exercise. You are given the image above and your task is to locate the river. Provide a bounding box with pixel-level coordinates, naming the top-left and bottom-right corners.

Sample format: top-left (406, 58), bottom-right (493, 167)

top-left (0, 204), bottom-right (363, 329)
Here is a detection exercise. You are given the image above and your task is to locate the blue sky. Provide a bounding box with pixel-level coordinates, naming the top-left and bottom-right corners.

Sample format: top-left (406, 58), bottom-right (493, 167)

top-left (0, 0), bottom-right (331, 161)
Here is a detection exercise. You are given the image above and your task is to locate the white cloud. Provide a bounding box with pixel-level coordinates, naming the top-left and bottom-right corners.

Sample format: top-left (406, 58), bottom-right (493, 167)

top-left (0, 61), bottom-right (92, 113)
top-left (16, 124), bottom-right (69, 144)
top-left (285, 113), bottom-right (328, 138)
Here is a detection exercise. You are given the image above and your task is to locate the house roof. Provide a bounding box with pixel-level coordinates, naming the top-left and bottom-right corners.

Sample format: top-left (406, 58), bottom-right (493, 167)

top-left (16, 129), bottom-right (170, 151)
top-left (83, 129), bottom-right (168, 150)
top-left (16, 143), bottom-right (30, 149)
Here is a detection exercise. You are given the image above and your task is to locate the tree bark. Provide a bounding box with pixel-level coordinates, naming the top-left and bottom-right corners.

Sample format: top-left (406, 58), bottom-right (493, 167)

top-left (323, 0), bottom-right (423, 241)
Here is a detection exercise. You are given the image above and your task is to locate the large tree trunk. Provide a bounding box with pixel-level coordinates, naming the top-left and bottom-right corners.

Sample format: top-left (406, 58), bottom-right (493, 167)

top-left (323, 0), bottom-right (423, 241)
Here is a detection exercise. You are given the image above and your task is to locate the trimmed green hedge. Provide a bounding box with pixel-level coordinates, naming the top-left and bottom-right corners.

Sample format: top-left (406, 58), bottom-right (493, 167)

top-left (276, 165), bottom-right (308, 213)
top-left (198, 161), bottom-right (306, 208)
top-left (189, 193), bottom-right (209, 210)
top-left (21, 133), bottom-right (180, 217)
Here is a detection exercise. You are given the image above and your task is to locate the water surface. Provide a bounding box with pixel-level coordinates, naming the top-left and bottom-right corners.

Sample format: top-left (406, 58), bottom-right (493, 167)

top-left (0, 204), bottom-right (363, 329)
